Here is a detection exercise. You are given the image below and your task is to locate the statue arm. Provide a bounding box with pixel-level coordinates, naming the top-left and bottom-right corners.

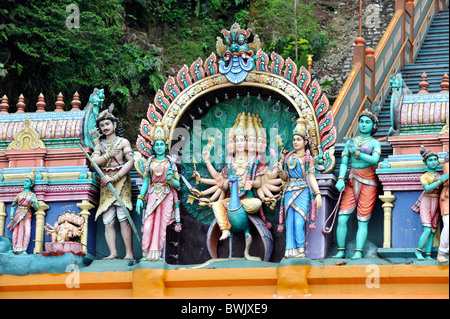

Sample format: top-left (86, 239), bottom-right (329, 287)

top-left (117, 139), bottom-right (134, 177)
top-left (91, 143), bottom-right (106, 166)
top-left (356, 141), bottom-right (381, 166)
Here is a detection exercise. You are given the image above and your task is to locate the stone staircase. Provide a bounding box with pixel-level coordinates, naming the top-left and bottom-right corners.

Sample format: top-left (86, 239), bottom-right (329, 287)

top-left (373, 9), bottom-right (449, 139)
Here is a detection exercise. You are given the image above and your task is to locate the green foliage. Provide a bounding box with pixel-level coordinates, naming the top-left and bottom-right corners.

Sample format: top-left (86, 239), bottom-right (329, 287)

top-left (0, 0), bottom-right (163, 113)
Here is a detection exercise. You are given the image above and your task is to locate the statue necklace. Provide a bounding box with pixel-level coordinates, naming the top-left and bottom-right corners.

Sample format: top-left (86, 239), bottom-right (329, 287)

top-left (152, 158), bottom-right (167, 177)
top-left (288, 152), bottom-right (305, 170)
top-left (355, 135), bottom-right (372, 147)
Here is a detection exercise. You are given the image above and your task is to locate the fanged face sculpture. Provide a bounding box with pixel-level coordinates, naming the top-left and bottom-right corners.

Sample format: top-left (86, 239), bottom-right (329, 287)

top-left (217, 22), bottom-right (260, 84)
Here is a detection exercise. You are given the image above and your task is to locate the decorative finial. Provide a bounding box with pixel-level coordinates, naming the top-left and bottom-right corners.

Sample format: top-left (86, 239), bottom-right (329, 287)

top-left (55, 92), bottom-right (64, 112)
top-left (418, 72), bottom-right (429, 95)
top-left (36, 93), bottom-right (46, 112)
top-left (70, 91), bottom-right (81, 111)
top-left (440, 73), bottom-right (449, 93)
top-left (16, 94), bottom-right (26, 113)
top-left (0, 95), bottom-right (9, 114)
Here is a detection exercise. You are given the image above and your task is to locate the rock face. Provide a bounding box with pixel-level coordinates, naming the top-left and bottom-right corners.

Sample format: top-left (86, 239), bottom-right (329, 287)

top-left (314, 0), bottom-right (395, 102)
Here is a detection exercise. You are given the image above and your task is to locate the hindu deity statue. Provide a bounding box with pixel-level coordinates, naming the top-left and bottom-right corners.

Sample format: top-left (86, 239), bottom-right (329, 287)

top-left (277, 117), bottom-right (322, 258)
top-left (333, 110), bottom-right (381, 260)
top-left (191, 112), bottom-right (282, 238)
top-left (216, 22), bottom-right (260, 84)
top-left (135, 121), bottom-right (182, 261)
top-left (438, 152), bottom-right (449, 263)
top-left (7, 169), bottom-right (39, 254)
top-left (412, 147), bottom-right (448, 260)
top-left (91, 105), bottom-right (135, 260)
top-left (45, 211), bottom-right (84, 243)
top-left (437, 152), bottom-right (449, 263)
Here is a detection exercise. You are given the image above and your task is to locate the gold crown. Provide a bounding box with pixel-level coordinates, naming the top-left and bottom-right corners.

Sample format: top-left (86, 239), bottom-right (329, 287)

top-left (27, 168), bottom-right (36, 184)
top-left (246, 113), bottom-right (257, 137)
top-left (234, 112), bottom-right (247, 137)
top-left (151, 121), bottom-right (168, 143)
top-left (293, 117), bottom-right (310, 137)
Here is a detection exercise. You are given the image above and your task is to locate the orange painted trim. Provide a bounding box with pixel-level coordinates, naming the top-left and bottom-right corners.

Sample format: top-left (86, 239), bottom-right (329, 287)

top-left (0, 264), bottom-right (448, 299)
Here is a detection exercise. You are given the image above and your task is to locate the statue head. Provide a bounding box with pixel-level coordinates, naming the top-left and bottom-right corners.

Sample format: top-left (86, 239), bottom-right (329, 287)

top-left (420, 146), bottom-right (439, 169)
top-left (96, 104), bottom-right (125, 139)
top-left (153, 139), bottom-right (167, 157)
top-left (358, 110), bottom-right (379, 135)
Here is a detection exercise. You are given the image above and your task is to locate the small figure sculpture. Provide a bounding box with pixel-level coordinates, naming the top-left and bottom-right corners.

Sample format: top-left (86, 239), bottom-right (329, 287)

top-left (7, 169), bottom-right (39, 254)
top-left (277, 117), bottom-right (322, 258)
top-left (412, 147), bottom-right (448, 260)
top-left (45, 211), bottom-right (84, 243)
top-left (91, 105), bottom-right (135, 260)
top-left (438, 152), bottom-right (449, 263)
top-left (333, 110), bottom-right (381, 260)
top-left (135, 121), bottom-right (182, 261)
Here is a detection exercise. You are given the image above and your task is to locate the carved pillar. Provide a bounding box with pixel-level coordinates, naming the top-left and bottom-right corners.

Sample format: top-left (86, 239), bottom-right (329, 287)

top-left (77, 199), bottom-right (94, 254)
top-left (33, 200), bottom-right (50, 254)
top-left (379, 191), bottom-right (396, 248)
top-left (0, 202), bottom-right (6, 236)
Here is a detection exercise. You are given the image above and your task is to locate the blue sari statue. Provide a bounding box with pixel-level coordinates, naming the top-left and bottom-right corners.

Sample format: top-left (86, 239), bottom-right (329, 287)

top-left (277, 118), bottom-right (322, 258)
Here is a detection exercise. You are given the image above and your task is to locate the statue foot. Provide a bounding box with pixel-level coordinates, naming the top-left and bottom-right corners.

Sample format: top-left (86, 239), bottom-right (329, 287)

top-left (332, 249), bottom-right (345, 258)
top-left (351, 250), bottom-right (363, 260)
top-left (219, 229), bottom-right (231, 241)
top-left (437, 253), bottom-right (448, 263)
top-left (425, 254), bottom-right (433, 261)
top-left (103, 254), bottom-right (119, 260)
top-left (123, 253), bottom-right (135, 260)
top-left (294, 252), bottom-right (306, 258)
top-left (415, 249), bottom-right (425, 261)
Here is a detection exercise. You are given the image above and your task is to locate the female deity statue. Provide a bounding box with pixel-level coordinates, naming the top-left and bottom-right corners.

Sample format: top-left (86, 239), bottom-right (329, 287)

top-left (92, 106), bottom-right (135, 260)
top-left (438, 152), bottom-right (449, 263)
top-left (135, 121), bottom-right (182, 261)
top-left (412, 147), bottom-right (448, 260)
top-left (332, 110), bottom-right (381, 260)
top-left (7, 169), bottom-right (39, 254)
top-left (277, 117), bottom-right (322, 258)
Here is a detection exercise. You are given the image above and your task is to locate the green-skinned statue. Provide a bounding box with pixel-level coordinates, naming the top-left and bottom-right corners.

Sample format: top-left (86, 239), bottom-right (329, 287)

top-left (333, 110), bottom-right (381, 260)
top-left (412, 147), bottom-right (449, 260)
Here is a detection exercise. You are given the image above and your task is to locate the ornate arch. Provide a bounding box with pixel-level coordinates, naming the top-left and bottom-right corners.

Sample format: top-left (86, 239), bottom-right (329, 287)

top-left (137, 26), bottom-right (337, 173)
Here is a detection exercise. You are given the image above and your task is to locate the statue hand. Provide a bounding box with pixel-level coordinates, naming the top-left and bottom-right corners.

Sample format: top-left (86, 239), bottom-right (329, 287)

top-left (309, 222), bottom-right (316, 230)
top-left (136, 198), bottom-right (143, 215)
top-left (315, 194), bottom-right (323, 211)
top-left (215, 174), bottom-right (224, 188)
top-left (441, 173), bottom-right (449, 183)
top-left (165, 168), bottom-right (174, 182)
top-left (336, 179), bottom-right (345, 192)
top-left (109, 148), bottom-right (120, 158)
top-left (279, 148), bottom-right (288, 163)
top-left (190, 188), bottom-right (202, 197)
top-left (192, 171), bottom-right (201, 183)
top-left (202, 147), bottom-right (211, 162)
top-left (101, 175), bottom-right (114, 186)
top-left (244, 180), bottom-right (252, 190)
top-left (174, 223), bottom-right (182, 232)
